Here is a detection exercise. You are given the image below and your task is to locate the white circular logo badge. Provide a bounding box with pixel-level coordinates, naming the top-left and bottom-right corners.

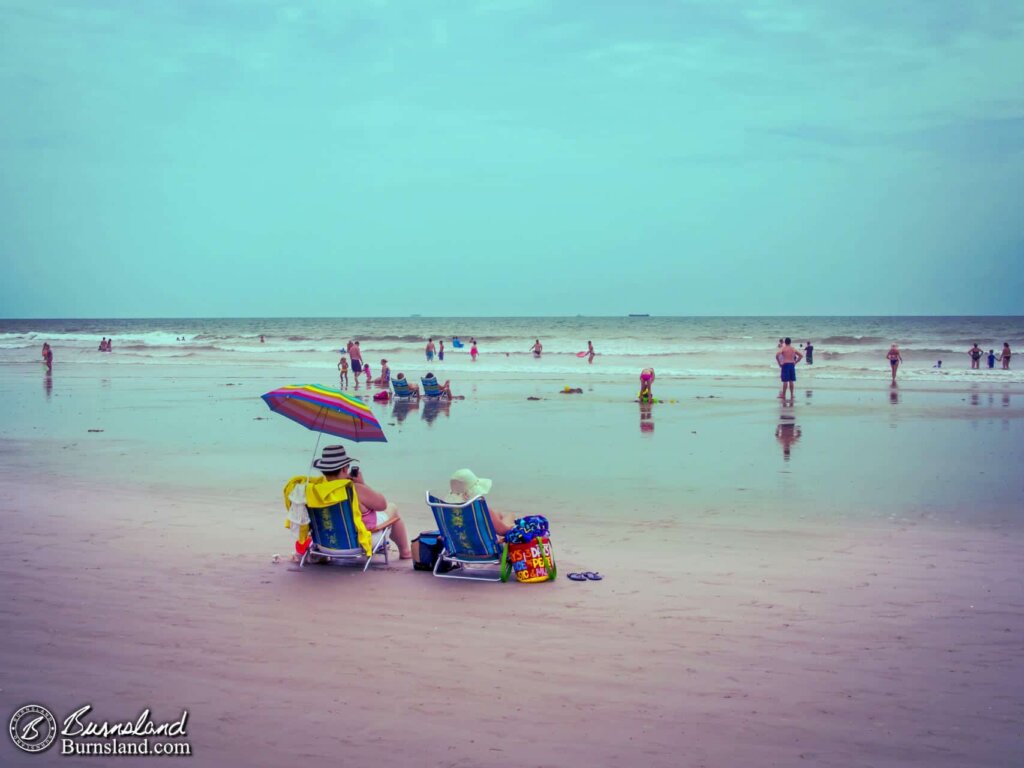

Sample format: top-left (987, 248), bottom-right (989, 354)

top-left (9, 705), bottom-right (58, 753)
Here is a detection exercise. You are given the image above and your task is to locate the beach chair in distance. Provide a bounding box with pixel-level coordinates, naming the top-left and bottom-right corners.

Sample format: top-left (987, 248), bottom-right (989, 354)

top-left (391, 378), bottom-right (418, 400)
top-left (420, 376), bottom-right (449, 400)
top-left (302, 485), bottom-right (393, 572)
top-left (425, 492), bottom-right (505, 581)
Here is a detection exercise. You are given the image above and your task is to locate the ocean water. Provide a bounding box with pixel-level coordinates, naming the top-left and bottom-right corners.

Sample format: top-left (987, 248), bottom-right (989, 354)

top-left (1, 316), bottom-right (1022, 383)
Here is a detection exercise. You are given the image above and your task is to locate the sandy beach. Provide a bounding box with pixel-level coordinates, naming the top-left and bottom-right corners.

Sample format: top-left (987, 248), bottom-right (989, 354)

top-left (1, 357), bottom-right (1022, 767)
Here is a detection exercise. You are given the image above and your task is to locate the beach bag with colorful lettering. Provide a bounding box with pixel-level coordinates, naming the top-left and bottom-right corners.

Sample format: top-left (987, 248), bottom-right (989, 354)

top-left (501, 536), bottom-right (556, 583)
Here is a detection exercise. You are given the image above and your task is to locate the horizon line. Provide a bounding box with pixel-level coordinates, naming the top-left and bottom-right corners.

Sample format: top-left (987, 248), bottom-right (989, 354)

top-left (2, 314), bottom-right (1023, 321)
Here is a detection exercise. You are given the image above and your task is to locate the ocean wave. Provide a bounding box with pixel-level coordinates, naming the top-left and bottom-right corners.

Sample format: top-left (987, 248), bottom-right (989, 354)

top-left (818, 335), bottom-right (885, 345)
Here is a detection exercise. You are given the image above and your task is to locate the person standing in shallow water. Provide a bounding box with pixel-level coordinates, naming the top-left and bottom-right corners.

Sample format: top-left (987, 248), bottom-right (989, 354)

top-left (776, 338), bottom-right (802, 399)
top-left (805, 341), bottom-right (814, 365)
top-left (968, 343), bottom-right (983, 369)
top-left (587, 340), bottom-right (595, 364)
top-left (887, 344), bottom-right (902, 384)
top-left (1002, 343), bottom-right (1012, 370)
top-left (41, 342), bottom-right (53, 372)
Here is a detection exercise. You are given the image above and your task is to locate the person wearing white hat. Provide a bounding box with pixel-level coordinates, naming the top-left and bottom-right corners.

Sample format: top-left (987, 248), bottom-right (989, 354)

top-left (314, 445), bottom-right (412, 559)
top-left (444, 469), bottom-right (514, 535)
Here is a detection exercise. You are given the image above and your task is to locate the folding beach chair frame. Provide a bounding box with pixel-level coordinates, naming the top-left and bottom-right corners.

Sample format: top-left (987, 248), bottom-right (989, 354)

top-left (420, 378), bottom-right (451, 400)
top-left (301, 499), bottom-right (394, 572)
top-left (391, 379), bottom-right (419, 400)
top-left (425, 493), bottom-right (504, 581)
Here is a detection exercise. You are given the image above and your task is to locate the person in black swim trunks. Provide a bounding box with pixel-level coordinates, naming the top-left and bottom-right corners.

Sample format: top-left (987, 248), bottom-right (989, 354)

top-left (968, 343), bottom-right (982, 370)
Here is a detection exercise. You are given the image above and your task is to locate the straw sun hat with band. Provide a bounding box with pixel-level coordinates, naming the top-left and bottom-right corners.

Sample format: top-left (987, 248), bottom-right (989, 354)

top-left (312, 444), bottom-right (356, 474)
top-left (444, 468), bottom-right (492, 503)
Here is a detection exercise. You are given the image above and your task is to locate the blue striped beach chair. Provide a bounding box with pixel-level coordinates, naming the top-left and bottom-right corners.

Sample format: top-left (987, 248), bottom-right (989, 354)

top-left (302, 486), bottom-right (393, 572)
top-left (421, 375), bottom-right (448, 399)
top-left (391, 378), bottom-right (417, 399)
top-left (425, 492), bottom-right (504, 581)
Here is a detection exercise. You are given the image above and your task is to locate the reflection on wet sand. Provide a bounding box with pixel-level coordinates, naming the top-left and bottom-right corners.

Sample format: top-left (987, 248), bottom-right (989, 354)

top-left (422, 399), bottom-right (451, 425)
top-left (889, 386), bottom-right (900, 405)
top-left (43, 372), bottom-right (52, 400)
top-left (775, 405), bottom-right (801, 461)
top-left (639, 401), bottom-right (654, 434)
top-left (392, 399), bottom-right (420, 424)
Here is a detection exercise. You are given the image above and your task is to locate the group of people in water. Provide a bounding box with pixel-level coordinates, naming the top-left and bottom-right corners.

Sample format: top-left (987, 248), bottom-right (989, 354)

top-left (97, 337), bottom-right (113, 352)
top-left (889, 341), bottom-right (1012, 382)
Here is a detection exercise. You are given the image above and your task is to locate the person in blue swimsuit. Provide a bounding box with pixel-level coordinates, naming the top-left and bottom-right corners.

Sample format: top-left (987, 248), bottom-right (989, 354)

top-left (775, 337), bottom-right (802, 399)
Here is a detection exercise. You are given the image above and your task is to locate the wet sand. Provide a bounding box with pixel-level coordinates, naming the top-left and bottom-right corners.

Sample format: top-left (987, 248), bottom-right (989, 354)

top-left (1, 363), bottom-right (1022, 766)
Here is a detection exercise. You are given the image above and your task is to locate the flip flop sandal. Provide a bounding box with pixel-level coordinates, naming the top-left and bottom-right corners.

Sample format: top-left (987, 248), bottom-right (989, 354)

top-left (567, 572), bottom-right (587, 581)
top-left (583, 572), bottom-right (603, 581)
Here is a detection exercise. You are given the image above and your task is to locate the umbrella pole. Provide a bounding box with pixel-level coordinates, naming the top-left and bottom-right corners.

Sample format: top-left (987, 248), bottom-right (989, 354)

top-left (307, 406), bottom-right (328, 480)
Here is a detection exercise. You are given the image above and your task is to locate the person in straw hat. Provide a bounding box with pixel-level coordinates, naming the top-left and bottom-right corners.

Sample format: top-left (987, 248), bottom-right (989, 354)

top-left (444, 469), bottom-right (515, 536)
top-left (314, 445), bottom-right (412, 559)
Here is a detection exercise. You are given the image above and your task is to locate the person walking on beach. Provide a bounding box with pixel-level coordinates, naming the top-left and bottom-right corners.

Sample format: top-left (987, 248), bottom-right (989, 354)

top-left (776, 337), bottom-right (802, 398)
top-left (887, 344), bottom-right (902, 383)
top-left (350, 341), bottom-right (363, 377)
top-left (968, 343), bottom-right (983, 369)
top-left (438, 339), bottom-right (445, 362)
top-left (41, 342), bottom-right (53, 372)
top-left (425, 338), bottom-right (436, 362)
top-left (470, 340), bottom-right (478, 361)
top-left (1002, 343), bottom-right (1012, 370)
top-left (587, 340), bottom-right (595, 364)
top-left (805, 341), bottom-right (814, 365)
top-left (338, 355), bottom-right (349, 388)
top-left (530, 339), bottom-right (543, 357)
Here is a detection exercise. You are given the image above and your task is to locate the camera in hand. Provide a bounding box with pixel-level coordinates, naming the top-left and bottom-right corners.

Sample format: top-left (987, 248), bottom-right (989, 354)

top-left (349, 466), bottom-right (360, 478)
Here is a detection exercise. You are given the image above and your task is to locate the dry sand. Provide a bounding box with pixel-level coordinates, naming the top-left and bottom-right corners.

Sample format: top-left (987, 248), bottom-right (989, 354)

top-left (1, 472), bottom-right (1021, 767)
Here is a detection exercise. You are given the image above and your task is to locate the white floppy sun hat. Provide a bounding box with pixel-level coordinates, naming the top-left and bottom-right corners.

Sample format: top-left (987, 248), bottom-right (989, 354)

top-left (444, 468), bottom-right (492, 503)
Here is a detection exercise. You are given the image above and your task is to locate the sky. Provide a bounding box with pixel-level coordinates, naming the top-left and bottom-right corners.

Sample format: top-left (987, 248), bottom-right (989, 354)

top-left (0, 0), bottom-right (1022, 318)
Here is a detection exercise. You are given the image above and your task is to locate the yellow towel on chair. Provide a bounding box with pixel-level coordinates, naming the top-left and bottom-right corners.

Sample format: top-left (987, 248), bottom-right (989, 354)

top-left (283, 476), bottom-right (370, 556)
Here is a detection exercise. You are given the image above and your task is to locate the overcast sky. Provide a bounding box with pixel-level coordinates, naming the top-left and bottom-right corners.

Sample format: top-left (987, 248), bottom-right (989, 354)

top-left (1, 0), bottom-right (1022, 318)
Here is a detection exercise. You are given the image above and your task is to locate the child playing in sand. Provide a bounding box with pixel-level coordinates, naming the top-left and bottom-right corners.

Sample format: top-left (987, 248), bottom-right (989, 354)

top-left (338, 355), bottom-right (349, 387)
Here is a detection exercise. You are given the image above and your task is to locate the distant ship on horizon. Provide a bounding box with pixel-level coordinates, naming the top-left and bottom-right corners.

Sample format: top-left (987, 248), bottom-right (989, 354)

top-left (628, 313), bottom-right (651, 317)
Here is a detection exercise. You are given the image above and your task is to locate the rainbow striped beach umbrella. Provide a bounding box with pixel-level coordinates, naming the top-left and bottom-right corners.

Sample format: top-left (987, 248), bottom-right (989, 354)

top-left (261, 384), bottom-right (387, 443)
